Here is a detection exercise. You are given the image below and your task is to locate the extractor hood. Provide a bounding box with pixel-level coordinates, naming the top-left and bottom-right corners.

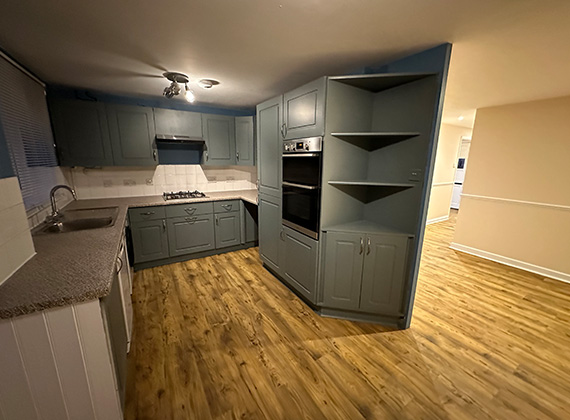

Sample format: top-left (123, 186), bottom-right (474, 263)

top-left (155, 134), bottom-right (205, 144)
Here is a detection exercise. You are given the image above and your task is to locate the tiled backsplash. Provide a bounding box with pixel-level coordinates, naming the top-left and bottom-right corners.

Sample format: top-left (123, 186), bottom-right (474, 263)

top-left (0, 177), bottom-right (35, 285)
top-left (70, 165), bottom-right (257, 199)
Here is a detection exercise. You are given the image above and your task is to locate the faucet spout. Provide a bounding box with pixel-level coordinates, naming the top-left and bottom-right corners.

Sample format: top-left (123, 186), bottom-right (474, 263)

top-left (49, 185), bottom-right (77, 220)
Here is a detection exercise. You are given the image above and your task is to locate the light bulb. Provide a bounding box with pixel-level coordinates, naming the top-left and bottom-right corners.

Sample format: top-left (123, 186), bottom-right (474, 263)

top-left (185, 84), bottom-right (195, 103)
top-left (458, 115), bottom-right (465, 121)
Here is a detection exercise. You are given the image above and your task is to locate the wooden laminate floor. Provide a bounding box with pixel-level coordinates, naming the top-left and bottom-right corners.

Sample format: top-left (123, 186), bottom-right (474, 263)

top-left (124, 211), bottom-right (570, 420)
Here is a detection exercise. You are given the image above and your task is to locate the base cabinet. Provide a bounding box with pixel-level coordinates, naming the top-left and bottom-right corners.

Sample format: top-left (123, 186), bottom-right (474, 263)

top-left (131, 219), bottom-right (169, 263)
top-left (215, 211), bottom-right (241, 249)
top-left (167, 215), bottom-right (215, 256)
top-left (258, 193), bottom-right (284, 274)
top-left (282, 226), bottom-right (319, 303)
top-left (322, 231), bottom-right (410, 316)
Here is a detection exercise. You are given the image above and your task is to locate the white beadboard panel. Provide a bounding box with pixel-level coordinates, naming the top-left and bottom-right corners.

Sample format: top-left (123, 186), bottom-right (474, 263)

top-left (0, 320), bottom-right (38, 420)
top-left (45, 306), bottom-right (97, 420)
top-left (74, 301), bottom-right (122, 420)
top-left (13, 312), bottom-right (69, 420)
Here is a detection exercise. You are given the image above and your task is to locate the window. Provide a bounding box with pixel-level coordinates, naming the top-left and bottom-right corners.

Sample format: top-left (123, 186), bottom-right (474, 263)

top-left (0, 55), bottom-right (59, 210)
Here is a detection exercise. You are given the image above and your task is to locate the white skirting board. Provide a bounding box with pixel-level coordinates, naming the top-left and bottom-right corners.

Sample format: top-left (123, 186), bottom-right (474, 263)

top-left (450, 242), bottom-right (570, 284)
top-left (426, 215), bottom-right (449, 225)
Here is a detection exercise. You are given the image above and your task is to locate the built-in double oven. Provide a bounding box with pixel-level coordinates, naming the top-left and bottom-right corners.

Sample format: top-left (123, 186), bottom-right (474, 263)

top-left (282, 137), bottom-right (322, 240)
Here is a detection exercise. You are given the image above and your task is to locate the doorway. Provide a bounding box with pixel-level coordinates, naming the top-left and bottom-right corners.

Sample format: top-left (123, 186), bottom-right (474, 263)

top-left (450, 136), bottom-right (471, 209)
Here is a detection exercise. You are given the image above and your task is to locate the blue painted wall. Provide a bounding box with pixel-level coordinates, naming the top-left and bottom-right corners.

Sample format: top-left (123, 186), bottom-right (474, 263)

top-left (0, 118), bottom-right (15, 179)
top-left (47, 85), bottom-right (255, 117)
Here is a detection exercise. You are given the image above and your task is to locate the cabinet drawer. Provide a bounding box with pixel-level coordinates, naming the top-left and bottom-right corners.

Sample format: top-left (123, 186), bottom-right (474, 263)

top-left (214, 200), bottom-right (239, 213)
top-left (165, 201), bottom-right (213, 218)
top-left (129, 206), bottom-right (166, 223)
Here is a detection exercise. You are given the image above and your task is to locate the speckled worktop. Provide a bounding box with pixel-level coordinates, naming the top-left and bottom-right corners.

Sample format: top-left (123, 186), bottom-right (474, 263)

top-left (0, 189), bottom-right (257, 319)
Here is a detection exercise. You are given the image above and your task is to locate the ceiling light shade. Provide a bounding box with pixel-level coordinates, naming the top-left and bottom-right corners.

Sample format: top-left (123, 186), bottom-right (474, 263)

top-left (458, 115), bottom-right (465, 121)
top-left (198, 79), bottom-right (220, 89)
top-left (185, 83), bottom-right (195, 103)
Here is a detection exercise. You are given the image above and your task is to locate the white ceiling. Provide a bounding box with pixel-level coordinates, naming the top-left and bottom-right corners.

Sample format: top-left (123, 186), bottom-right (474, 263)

top-left (1, 0), bottom-right (569, 128)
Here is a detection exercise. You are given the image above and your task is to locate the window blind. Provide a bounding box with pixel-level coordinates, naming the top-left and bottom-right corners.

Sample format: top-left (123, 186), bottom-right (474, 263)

top-left (0, 55), bottom-right (58, 210)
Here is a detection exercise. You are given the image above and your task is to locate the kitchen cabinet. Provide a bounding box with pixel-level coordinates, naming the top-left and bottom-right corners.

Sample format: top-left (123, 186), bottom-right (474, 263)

top-left (202, 114), bottom-right (236, 165)
top-left (106, 104), bottom-right (157, 166)
top-left (256, 96), bottom-right (283, 197)
top-left (282, 226), bottom-right (319, 303)
top-left (322, 231), bottom-right (409, 315)
top-left (258, 193), bottom-right (284, 274)
top-left (167, 215), bottom-right (215, 256)
top-left (130, 219), bottom-right (169, 263)
top-left (235, 116), bottom-right (255, 166)
top-left (215, 211), bottom-right (241, 248)
top-left (282, 77), bottom-right (326, 140)
top-left (49, 98), bottom-right (114, 167)
top-left (153, 108), bottom-right (203, 138)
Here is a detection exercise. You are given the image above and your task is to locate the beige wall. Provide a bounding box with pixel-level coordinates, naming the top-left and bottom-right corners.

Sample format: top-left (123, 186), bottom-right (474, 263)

top-left (453, 95), bottom-right (570, 280)
top-left (426, 123), bottom-right (472, 222)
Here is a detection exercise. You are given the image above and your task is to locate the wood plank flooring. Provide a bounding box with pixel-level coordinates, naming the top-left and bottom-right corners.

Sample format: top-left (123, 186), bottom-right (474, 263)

top-left (124, 211), bottom-right (570, 419)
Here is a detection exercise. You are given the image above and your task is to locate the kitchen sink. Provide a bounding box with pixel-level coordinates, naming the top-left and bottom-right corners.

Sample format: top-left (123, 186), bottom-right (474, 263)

top-left (35, 206), bottom-right (119, 234)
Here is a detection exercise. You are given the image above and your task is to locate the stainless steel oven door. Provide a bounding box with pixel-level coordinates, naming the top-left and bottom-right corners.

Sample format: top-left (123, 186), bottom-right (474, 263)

top-left (282, 181), bottom-right (320, 239)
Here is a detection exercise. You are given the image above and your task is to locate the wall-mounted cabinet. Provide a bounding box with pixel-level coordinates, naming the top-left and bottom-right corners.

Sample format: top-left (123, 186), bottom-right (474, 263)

top-left (154, 108), bottom-right (203, 138)
top-left (202, 114), bottom-right (236, 166)
top-left (256, 96), bottom-right (283, 198)
top-left (282, 77), bottom-right (326, 140)
top-left (49, 99), bottom-right (114, 167)
top-left (235, 116), bottom-right (255, 166)
top-left (49, 97), bottom-right (255, 168)
top-left (107, 104), bottom-right (157, 166)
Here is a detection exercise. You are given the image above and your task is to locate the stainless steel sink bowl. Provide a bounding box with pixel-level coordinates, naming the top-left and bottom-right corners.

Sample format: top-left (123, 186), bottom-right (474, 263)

top-left (35, 206), bottom-right (119, 234)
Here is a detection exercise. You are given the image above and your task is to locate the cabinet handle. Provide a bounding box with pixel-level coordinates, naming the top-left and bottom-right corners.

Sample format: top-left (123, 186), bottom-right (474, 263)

top-left (116, 256), bottom-right (123, 274)
top-left (141, 211), bottom-right (155, 216)
top-left (359, 237), bottom-right (364, 254)
top-left (185, 217), bottom-right (197, 223)
top-left (215, 216), bottom-right (219, 226)
top-left (367, 237), bottom-right (371, 255)
top-left (281, 123), bottom-right (288, 139)
top-left (236, 151), bottom-right (239, 161)
top-left (153, 150), bottom-right (157, 161)
top-left (284, 124), bottom-right (287, 138)
top-left (184, 207), bottom-right (196, 214)
top-left (280, 230), bottom-right (285, 241)
top-left (205, 151), bottom-right (209, 161)
top-left (162, 220), bottom-right (166, 231)
top-left (222, 204), bottom-right (232, 210)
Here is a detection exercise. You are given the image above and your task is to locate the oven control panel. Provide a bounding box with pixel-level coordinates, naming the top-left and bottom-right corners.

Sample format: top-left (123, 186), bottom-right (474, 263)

top-left (283, 136), bottom-right (322, 153)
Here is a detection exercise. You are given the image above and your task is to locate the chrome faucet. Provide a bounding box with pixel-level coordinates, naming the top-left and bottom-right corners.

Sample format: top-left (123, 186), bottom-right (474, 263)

top-left (48, 185), bottom-right (77, 220)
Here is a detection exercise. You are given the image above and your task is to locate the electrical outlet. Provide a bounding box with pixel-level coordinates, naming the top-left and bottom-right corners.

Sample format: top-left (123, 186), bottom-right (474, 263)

top-left (123, 179), bottom-right (136, 186)
top-left (146, 178), bottom-right (153, 186)
top-left (409, 169), bottom-right (423, 182)
top-left (103, 179), bottom-right (113, 187)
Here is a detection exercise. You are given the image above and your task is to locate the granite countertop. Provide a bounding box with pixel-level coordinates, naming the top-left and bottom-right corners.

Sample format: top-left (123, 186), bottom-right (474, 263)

top-left (0, 189), bottom-right (257, 319)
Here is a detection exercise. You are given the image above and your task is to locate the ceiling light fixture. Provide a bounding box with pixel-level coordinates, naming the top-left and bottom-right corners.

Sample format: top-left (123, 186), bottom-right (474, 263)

top-left (458, 115), bottom-right (465, 121)
top-left (163, 71), bottom-right (191, 100)
top-left (198, 79), bottom-right (220, 89)
top-left (184, 83), bottom-right (195, 103)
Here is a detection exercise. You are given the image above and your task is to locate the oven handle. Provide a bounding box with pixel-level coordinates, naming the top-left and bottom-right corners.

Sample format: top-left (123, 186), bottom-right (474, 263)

top-left (282, 153), bottom-right (320, 157)
top-left (282, 181), bottom-right (319, 190)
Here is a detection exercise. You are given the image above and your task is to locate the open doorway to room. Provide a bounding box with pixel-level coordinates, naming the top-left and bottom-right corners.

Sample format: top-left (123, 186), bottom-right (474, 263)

top-left (450, 135), bottom-right (472, 209)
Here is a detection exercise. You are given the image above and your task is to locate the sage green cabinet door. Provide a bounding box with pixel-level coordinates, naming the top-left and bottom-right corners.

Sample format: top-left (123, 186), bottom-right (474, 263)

top-left (154, 108), bottom-right (202, 138)
top-left (243, 201), bottom-right (258, 243)
top-left (256, 96), bottom-right (282, 197)
top-left (359, 234), bottom-right (409, 315)
top-left (131, 220), bottom-right (168, 263)
top-left (49, 99), bottom-right (114, 167)
top-left (283, 77), bottom-right (326, 140)
top-left (167, 215), bottom-right (215, 256)
top-left (282, 226), bottom-right (318, 303)
top-left (214, 211), bottom-right (241, 249)
top-left (258, 193), bottom-right (284, 274)
top-left (322, 232), bottom-right (364, 311)
top-left (107, 104), bottom-right (157, 166)
top-left (235, 116), bottom-right (254, 166)
top-left (202, 114), bottom-right (236, 165)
